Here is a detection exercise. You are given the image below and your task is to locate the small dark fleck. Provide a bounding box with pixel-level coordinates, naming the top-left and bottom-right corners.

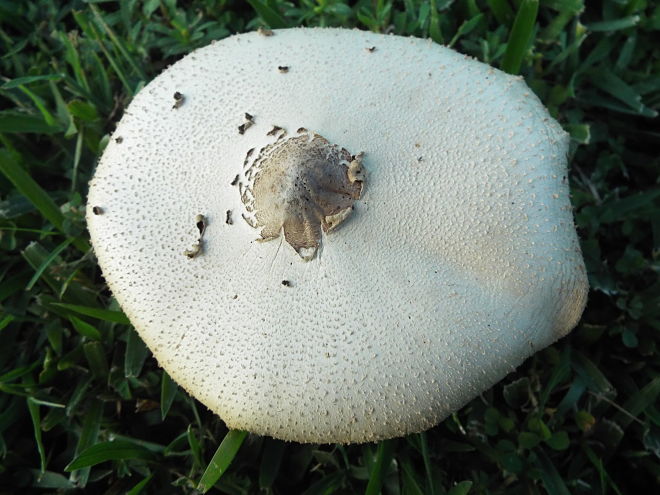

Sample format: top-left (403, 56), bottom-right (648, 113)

top-left (172, 91), bottom-right (184, 109)
top-left (231, 174), bottom-right (239, 186)
top-left (115, 136), bottom-right (123, 144)
top-left (245, 112), bottom-right (254, 122)
top-left (366, 46), bottom-right (376, 52)
top-left (281, 280), bottom-right (292, 287)
top-left (258, 27), bottom-right (274, 36)
top-left (195, 215), bottom-right (206, 237)
top-left (278, 66), bottom-right (289, 73)
top-left (92, 206), bottom-right (103, 215)
top-left (417, 156), bottom-right (423, 162)
top-left (226, 210), bottom-right (233, 225)
top-left (267, 125), bottom-right (282, 136)
top-left (238, 120), bottom-right (254, 135)
top-left (233, 294), bottom-right (238, 299)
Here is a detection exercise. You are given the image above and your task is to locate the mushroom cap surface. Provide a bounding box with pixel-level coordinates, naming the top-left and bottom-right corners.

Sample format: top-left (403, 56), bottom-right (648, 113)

top-left (87, 28), bottom-right (588, 444)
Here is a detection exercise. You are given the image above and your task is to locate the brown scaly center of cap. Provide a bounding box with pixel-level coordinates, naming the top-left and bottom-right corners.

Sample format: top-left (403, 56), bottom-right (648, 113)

top-left (240, 128), bottom-right (365, 261)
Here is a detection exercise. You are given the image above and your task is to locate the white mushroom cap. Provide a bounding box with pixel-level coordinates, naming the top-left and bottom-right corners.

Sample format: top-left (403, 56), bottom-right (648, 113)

top-left (86, 28), bottom-right (588, 444)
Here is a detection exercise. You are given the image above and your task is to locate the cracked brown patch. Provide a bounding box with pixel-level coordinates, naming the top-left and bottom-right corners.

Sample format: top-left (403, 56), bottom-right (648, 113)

top-left (240, 129), bottom-right (364, 261)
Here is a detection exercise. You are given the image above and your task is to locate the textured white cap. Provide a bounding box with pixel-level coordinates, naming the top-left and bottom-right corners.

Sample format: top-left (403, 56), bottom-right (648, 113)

top-left (87, 28), bottom-right (588, 444)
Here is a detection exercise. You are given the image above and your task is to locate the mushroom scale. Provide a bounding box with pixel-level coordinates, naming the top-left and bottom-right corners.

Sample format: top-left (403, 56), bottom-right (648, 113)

top-left (87, 28), bottom-right (588, 444)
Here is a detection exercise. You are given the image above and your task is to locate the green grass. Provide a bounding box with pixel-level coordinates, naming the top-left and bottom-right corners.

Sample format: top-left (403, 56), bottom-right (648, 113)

top-left (1, 0), bottom-right (659, 493)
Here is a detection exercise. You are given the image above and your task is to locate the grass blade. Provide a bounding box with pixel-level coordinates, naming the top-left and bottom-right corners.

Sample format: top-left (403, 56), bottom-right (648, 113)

top-left (534, 448), bottom-right (570, 495)
top-left (259, 437), bottom-right (286, 489)
top-left (161, 371), bottom-right (178, 420)
top-left (125, 327), bottom-right (150, 377)
top-left (487, 0), bottom-right (514, 26)
top-left (69, 399), bottom-right (102, 487)
top-left (0, 151), bottom-right (63, 232)
top-left (448, 481), bottom-right (473, 495)
top-left (25, 238), bottom-right (74, 290)
top-left (69, 316), bottom-right (102, 340)
top-left (615, 377), bottom-right (660, 429)
top-left (126, 473), bottom-right (154, 495)
top-left (586, 16), bottom-right (640, 32)
top-left (65, 440), bottom-right (157, 471)
top-left (1, 74), bottom-right (64, 89)
top-left (27, 397), bottom-right (47, 474)
top-left (0, 150), bottom-right (88, 252)
top-left (0, 111), bottom-right (61, 134)
top-left (419, 431), bottom-right (435, 495)
top-left (501, 0), bottom-right (539, 74)
top-left (365, 439), bottom-right (396, 495)
top-left (83, 341), bottom-right (109, 379)
top-left (89, 5), bottom-right (147, 81)
top-left (197, 430), bottom-right (248, 493)
top-left (246, 0), bottom-right (289, 29)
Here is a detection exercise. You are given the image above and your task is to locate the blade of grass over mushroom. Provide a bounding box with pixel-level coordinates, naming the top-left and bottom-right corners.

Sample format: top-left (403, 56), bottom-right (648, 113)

top-left (65, 440), bottom-right (158, 471)
top-left (50, 303), bottom-right (131, 324)
top-left (365, 439), bottom-right (396, 495)
top-left (501, 0), bottom-right (539, 75)
top-left (247, 0), bottom-right (289, 28)
top-left (197, 429), bottom-right (248, 493)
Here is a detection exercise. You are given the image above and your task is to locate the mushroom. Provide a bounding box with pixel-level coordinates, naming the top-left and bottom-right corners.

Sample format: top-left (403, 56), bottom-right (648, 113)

top-left (86, 28), bottom-right (588, 444)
